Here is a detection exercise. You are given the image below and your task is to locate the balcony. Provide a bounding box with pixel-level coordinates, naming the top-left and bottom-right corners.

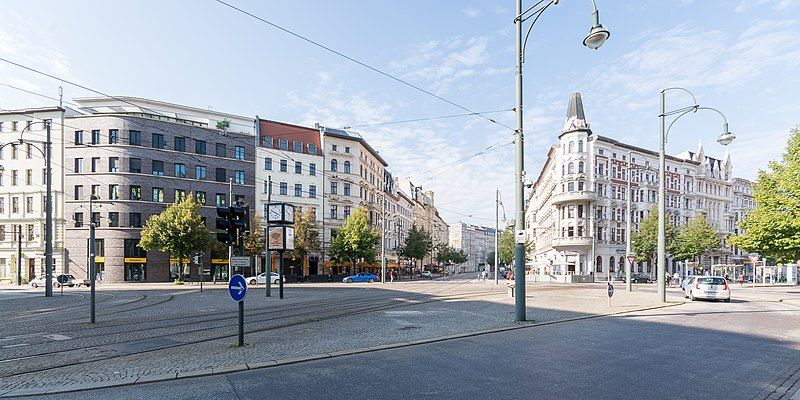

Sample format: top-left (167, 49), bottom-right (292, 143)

top-left (551, 190), bottom-right (597, 205)
top-left (552, 236), bottom-right (594, 249)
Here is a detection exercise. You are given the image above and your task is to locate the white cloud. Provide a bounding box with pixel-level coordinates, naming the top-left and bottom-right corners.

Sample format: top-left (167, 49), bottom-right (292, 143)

top-left (462, 7), bottom-right (481, 18)
top-left (735, 0), bottom-right (796, 12)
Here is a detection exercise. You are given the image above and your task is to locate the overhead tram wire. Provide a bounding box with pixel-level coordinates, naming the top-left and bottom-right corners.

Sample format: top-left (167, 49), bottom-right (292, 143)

top-left (348, 109), bottom-right (513, 129)
top-left (213, 0), bottom-right (515, 132)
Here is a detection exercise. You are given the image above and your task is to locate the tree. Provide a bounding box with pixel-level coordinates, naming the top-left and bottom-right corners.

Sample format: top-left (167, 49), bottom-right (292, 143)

top-left (243, 212), bottom-right (266, 273)
top-left (329, 207), bottom-right (380, 272)
top-left (216, 119), bottom-right (231, 131)
top-left (672, 215), bottom-right (720, 263)
top-left (290, 209), bottom-right (321, 272)
top-left (139, 195), bottom-right (209, 280)
top-left (630, 209), bottom-right (678, 269)
top-left (730, 127), bottom-right (800, 263)
top-left (398, 224), bottom-right (433, 269)
top-left (498, 229), bottom-right (515, 265)
top-left (435, 245), bottom-right (468, 265)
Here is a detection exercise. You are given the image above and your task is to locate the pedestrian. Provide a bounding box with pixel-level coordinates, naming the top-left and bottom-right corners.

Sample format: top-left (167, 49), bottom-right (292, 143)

top-left (390, 270), bottom-right (395, 283)
top-left (738, 273), bottom-right (744, 286)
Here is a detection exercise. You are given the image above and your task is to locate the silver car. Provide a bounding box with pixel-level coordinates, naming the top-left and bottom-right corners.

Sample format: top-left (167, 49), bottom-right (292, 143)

top-left (245, 272), bottom-right (283, 285)
top-left (684, 276), bottom-right (731, 302)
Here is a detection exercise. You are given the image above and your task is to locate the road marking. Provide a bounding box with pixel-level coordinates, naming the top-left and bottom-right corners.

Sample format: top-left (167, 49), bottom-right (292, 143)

top-left (1, 343), bottom-right (28, 348)
top-left (792, 388), bottom-right (800, 400)
top-left (0, 333), bottom-right (71, 342)
top-left (385, 311), bottom-right (422, 316)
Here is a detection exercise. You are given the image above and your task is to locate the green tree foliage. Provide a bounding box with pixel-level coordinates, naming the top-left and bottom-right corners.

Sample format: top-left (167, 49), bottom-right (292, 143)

top-left (435, 245), bottom-right (468, 265)
top-left (498, 229), bottom-right (515, 265)
top-left (139, 195), bottom-right (209, 275)
top-left (630, 209), bottom-right (678, 267)
top-left (243, 212), bottom-right (265, 260)
top-left (730, 127), bottom-right (800, 262)
top-left (398, 224), bottom-right (433, 267)
top-left (672, 215), bottom-right (720, 263)
top-left (329, 207), bottom-right (379, 269)
top-left (290, 209), bottom-right (321, 265)
top-left (215, 119), bottom-right (231, 131)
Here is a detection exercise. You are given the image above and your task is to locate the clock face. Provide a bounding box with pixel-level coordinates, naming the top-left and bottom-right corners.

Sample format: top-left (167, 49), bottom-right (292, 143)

top-left (284, 205), bottom-right (295, 223)
top-left (268, 204), bottom-right (282, 222)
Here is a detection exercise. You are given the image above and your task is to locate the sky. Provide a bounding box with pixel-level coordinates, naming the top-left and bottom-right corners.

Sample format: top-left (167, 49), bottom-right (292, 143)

top-left (1, 0), bottom-right (799, 227)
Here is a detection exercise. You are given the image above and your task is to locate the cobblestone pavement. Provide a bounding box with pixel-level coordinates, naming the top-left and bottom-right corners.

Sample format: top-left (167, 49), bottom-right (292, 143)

top-left (0, 277), bottom-right (707, 397)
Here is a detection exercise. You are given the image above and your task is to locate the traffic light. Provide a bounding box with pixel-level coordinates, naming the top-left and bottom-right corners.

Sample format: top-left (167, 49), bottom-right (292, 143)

top-left (215, 205), bottom-right (249, 246)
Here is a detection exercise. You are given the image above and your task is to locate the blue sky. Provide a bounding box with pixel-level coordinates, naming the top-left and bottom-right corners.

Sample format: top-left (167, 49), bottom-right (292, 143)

top-left (1, 0), bottom-right (799, 226)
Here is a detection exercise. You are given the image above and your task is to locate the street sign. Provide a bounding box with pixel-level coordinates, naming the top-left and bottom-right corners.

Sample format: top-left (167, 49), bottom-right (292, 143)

top-left (749, 254), bottom-right (760, 264)
top-left (230, 256), bottom-right (251, 268)
top-left (627, 254), bottom-right (636, 265)
top-left (515, 230), bottom-right (525, 244)
top-left (228, 274), bottom-right (247, 302)
top-left (607, 283), bottom-right (614, 298)
top-left (56, 275), bottom-right (69, 285)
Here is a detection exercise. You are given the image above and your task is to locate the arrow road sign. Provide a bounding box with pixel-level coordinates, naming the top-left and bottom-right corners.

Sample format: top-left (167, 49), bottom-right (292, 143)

top-left (229, 274), bottom-right (247, 302)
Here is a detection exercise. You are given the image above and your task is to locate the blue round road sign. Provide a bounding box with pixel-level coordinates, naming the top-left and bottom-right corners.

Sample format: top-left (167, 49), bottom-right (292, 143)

top-left (607, 283), bottom-right (614, 298)
top-left (229, 274), bottom-right (247, 302)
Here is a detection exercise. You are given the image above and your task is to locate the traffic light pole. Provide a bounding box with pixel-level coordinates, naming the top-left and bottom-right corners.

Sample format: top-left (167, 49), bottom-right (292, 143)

top-left (228, 178), bottom-right (233, 282)
top-left (278, 250), bottom-right (285, 299)
top-left (266, 175), bottom-right (272, 298)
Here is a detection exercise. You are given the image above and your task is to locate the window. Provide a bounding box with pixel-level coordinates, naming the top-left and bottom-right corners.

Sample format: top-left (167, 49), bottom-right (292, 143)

top-left (308, 144), bottom-right (317, 155)
top-left (567, 162), bottom-right (574, 174)
top-left (279, 139), bottom-right (288, 150)
top-left (25, 170), bottom-right (32, 185)
top-left (234, 170), bottom-right (245, 184)
top-left (91, 157), bottom-right (100, 172)
top-left (11, 121), bottom-right (17, 131)
top-left (234, 146), bottom-right (245, 160)
top-left (344, 206), bottom-right (351, 218)
top-left (174, 137), bottom-right (186, 152)
top-left (109, 212), bottom-right (119, 227)
top-left (215, 193), bottom-right (226, 207)
top-left (151, 133), bottom-right (165, 149)
top-left (11, 146), bottom-right (17, 159)
top-left (344, 183), bottom-right (351, 196)
top-left (130, 185), bottom-right (142, 201)
top-left (330, 205), bottom-right (338, 219)
top-left (292, 141), bottom-right (302, 153)
top-left (332, 144), bottom-right (338, 151)
top-left (74, 158), bottom-right (84, 173)
top-left (0, 198), bottom-right (4, 213)
top-left (74, 212), bottom-right (84, 228)
top-left (295, 161), bottom-right (302, 174)
top-left (280, 160), bottom-right (287, 172)
top-left (216, 143), bottom-right (226, 157)
top-left (26, 225), bottom-right (33, 241)
top-left (25, 196), bottom-right (33, 213)
top-left (152, 160), bottom-right (165, 176)
top-left (294, 184), bottom-right (302, 197)
top-left (91, 130), bottom-right (100, 145)
top-left (264, 157), bottom-right (272, 170)
top-left (568, 141), bottom-right (574, 153)
top-left (74, 130), bottom-right (83, 145)
top-left (11, 197), bottom-right (19, 213)
top-left (26, 144), bottom-right (32, 159)
top-left (195, 140), bottom-right (206, 154)
top-left (309, 163), bottom-right (316, 176)
top-left (195, 165), bottom-right (206, 180)
top-left (235, 194), bottom-right (245, 204)
top-left (578, 140), bottom-right (584, 152)
top-left (91, 185), bottom-right (100, 197)
top-left (130, 213), bottom-right (142, 228)
top-left (262, 136), bottom-right (273, 148)
top-left (175, 189), bottom-right (186, 202)
top-left (129, 130), bottom-right (141, 146)
top-left (130, 158), bottom-right (142, 173)
top-left (74, 185), bottom-right (83, 200)
top-left (567, 182), bottom-right (575, 192)
top-left (175, 163), bottom-right (187, 178)
top-left (215, 168), bottom-right (226, 182)
top-left (92, 212), bottom-right (100, 226)
top-left (344, 146), bottom-right (350, 153)
top-left (109, 157), bottom-right (119, 172)
top-left (331, 181), bottom-right (338, 195)
top-left (280, 182), bottom-right (288, 195)
top-left (578, 161), bottom-right (584, 174)
top-left (108, 129), bottom-right (119, 144)
top-left (309, 185), bottom-right (317, 198)
top-left (11, 170), bottom-right (17, 186)
top-left (152, 188), bottom-right (164, 202)
top-left (195, 191), bottom-right (206, 205)
top-left (344, 161), bottom-right (351, 173)
top-left (109, 185), bottom-right (119, 200)
top-left (331, 159), bottom-right (338, 172)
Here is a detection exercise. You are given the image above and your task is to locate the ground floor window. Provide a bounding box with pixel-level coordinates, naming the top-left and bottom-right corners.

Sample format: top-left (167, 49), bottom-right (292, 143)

top-left (595, 256), bottom-right (602, 272)
top-left (125, 264), bottom-right (146, 281)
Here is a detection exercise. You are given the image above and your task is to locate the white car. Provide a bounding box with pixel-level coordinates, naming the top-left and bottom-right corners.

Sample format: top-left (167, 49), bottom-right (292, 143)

top-left (420, 270), bottom-right (432, 279)
top-left (30, 274), bottom-right (81, 288)
top-left (684, 276), bottom-right (731, 302)
top-left (245, 272), bottom-right (283, 285)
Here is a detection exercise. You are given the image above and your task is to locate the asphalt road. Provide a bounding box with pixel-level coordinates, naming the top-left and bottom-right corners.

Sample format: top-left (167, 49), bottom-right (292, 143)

top-left (35, 293), bottom-right (800, 400)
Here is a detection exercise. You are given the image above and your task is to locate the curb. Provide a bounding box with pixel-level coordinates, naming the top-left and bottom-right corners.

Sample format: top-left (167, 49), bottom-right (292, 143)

top-left (1, 301), bottom-right (683, 398)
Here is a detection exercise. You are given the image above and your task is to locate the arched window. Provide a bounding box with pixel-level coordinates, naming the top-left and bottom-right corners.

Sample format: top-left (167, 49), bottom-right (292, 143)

top-left (343, 161), bottom-right (351, 173)
top-left (568, 163), bottom-right (575, 174)
top-left (596, 256), bottom-right (602, 272)
top-left (578, 161), bottom-right (584, 173)
top-left (618, 256), bottom-right (624, 273)
top-left (568, 141), bottom-right (575, 153)
top-left (578, 140), bottom-right (584, 152)
top-left (330, 159), bottom-right (338, 172)
top-left (609, 256), bottom-right (615, 273)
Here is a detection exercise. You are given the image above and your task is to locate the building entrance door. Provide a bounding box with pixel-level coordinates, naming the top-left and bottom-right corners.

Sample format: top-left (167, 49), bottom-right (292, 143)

top-left (28, 259), bottom-right (35, 280)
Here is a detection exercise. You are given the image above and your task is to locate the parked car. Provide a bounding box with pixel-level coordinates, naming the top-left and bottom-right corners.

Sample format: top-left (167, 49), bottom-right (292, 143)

top-left (342, 273), bottom-right (378, 283)
top-left (245, 272), bottom-right (283, 285)
top-left (684, 276), bottom-right (731, 302)
top-left (679, 276), bottom-right (695, 290)
top-left (30, 274), bottom-right (79, 288)
top-left (621, 273), bottom-right (651, 283)
top-left (420, 271), bottom-right (432, 279)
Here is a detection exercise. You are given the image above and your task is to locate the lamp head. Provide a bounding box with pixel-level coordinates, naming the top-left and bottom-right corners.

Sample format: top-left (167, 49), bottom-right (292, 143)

top-left (717, 131), bottom-right (735, 146)
top-left (583, 6), bottom-right (610, 50)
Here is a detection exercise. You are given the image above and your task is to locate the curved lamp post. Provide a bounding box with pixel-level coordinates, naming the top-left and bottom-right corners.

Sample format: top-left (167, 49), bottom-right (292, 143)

top-left (0, 121), bottom-right (53, 297)
top-left (657, 88), bottom-right (734, 303)
top-left (513, 0), bottom-right (610, 321)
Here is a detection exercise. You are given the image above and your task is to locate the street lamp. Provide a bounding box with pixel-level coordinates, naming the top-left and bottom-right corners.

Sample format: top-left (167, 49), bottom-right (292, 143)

top-left (514, 0), bottom-right (610, 321)
top-left (657, 88), bottom-right (734, 303)
top-left (0, 121), bottom-right (54, 297)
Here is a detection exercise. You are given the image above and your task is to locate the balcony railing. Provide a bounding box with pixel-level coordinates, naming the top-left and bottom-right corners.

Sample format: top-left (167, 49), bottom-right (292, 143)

top-left (551, 190), bottom-right (597, 205)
